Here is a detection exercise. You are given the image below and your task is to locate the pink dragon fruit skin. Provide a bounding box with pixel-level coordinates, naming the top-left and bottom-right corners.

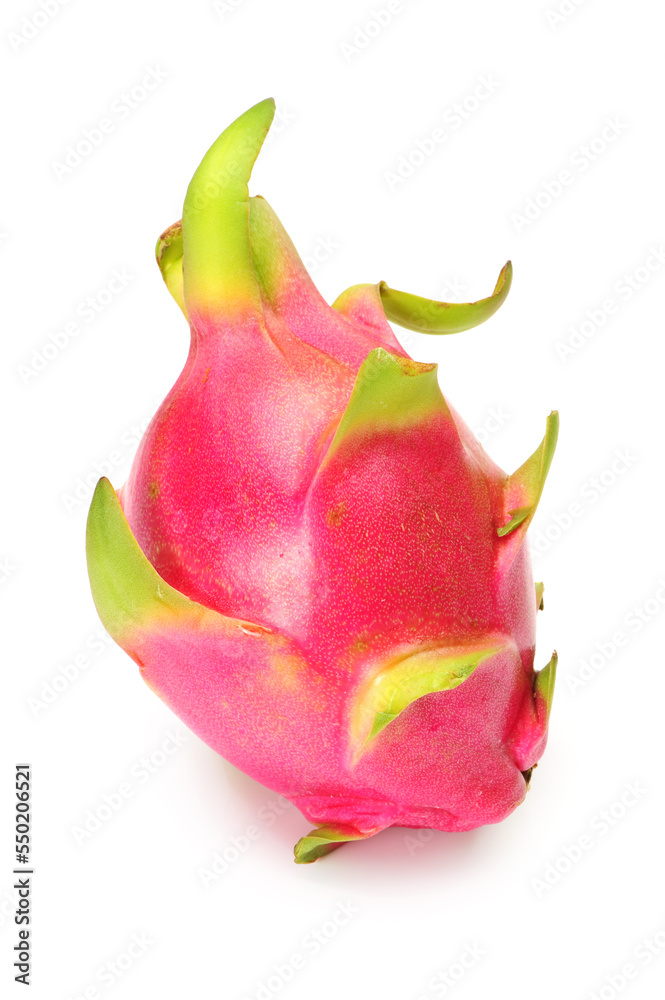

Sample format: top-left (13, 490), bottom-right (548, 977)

top-left (86, 98), bottom-right (558, 863)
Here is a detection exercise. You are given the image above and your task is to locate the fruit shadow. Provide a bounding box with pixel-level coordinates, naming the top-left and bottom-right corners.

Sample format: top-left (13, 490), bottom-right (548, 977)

top-left (199, 750), bottom-right (497, 889)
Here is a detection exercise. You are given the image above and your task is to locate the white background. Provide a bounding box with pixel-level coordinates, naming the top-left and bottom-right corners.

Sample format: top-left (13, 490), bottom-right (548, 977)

top-left (3, 0), bottom-right (665, 997)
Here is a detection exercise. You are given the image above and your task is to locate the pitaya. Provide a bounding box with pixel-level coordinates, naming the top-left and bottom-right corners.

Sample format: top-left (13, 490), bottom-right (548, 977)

top-left (86, 98), bottom-right (558, 863)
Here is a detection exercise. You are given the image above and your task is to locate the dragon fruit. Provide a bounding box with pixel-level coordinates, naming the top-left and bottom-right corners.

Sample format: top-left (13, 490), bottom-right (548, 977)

top-left (86, 98), bottom-right (558, 863)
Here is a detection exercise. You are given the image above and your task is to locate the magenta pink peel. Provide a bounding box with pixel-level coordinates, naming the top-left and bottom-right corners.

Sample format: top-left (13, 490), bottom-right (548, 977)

top-left (86, 98), bottom-right (558, 863)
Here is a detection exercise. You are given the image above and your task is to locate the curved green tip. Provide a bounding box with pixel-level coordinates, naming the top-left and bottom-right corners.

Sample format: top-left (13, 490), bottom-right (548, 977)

top-left (182, 98), bottom-right (276, 321)
top-left (86, 478), bottom-right (193, 643)
top-left (378, 260), bottom-right (512, 335)
top-left (351, 640), bottom-right (504, 760)
top-left (294, 824), bottom-right (369, 864)
top-left (322, 348), bottom-right (444, 469)
top-left (534, 650), bottom-right (557, 720)
top-left (156, 221), bottom-right (186, 317)
top-left (498, 410), bottom-right (559, 538)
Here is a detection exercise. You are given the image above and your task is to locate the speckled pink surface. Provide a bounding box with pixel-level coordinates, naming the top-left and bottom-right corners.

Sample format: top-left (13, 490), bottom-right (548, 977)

top-left (117, 208), bottom-right (550, 838)
top-left (89, 101), bottom-right (555, 848)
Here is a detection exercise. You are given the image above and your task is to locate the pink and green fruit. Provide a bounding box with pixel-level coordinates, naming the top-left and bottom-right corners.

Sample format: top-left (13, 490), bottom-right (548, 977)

top-left (86, 98), bottom-right (558, 863)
